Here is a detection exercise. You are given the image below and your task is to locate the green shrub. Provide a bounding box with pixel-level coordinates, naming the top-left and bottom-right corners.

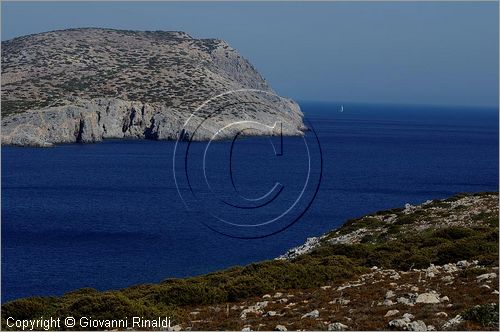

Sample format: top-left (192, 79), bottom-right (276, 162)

top-left (462, 303), bottom-right (499, 328)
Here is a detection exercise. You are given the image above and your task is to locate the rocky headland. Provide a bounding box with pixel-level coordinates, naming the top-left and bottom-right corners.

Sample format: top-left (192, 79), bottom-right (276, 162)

top-left (1, 28), bottom-right (305, 146)
top-left (2, 192), bottom-right (498, 330)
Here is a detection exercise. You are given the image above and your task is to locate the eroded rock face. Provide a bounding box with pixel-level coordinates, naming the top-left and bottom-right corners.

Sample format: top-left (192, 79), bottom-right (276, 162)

top-left (1, 28), bottom-right (305, 146)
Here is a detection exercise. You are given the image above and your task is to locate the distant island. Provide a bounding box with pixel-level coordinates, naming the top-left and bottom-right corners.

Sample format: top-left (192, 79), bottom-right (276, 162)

top-left (1, 28), bottom-right (305, 147)
top-left (2, 192), bottom-right (498, 331)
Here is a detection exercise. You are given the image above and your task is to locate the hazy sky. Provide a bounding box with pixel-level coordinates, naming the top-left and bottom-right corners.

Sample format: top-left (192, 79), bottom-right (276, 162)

top-left (2, 1), bottom-right (498, 107)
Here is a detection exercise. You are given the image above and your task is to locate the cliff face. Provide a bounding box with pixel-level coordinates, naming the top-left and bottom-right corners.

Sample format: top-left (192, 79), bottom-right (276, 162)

top-left (1, 28), bottom-right (304, 146)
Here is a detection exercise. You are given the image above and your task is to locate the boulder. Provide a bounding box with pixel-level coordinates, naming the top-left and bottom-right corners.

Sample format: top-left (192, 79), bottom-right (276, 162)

top-left (301, 309), bottom-right (320, 319)
top-left (416, 293), bottom-right (440, 304)
top-left (328, 322), bottom-right (348, 331)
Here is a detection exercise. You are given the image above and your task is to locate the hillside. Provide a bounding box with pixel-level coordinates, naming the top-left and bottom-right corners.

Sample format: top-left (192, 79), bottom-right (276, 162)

top-left (2, 192), bottom-right (498, 331)
top-left (1, 28), bottom-right (305, 146)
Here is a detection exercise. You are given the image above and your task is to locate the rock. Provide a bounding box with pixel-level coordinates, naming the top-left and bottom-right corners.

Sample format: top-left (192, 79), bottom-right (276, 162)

top-left (492, 290), bottom-right (499, 295)
top-left (410, 286), bottom-right (419, 292)
top-left (278, 298), bottom-right (288, 304)
top-left (385, 290), bottom-right (396, 299)
top-left (443, 263), bottom-right (459, 273)
top-left (266, 311), bottom-right (277, 317)
top-left (480, 284), bottom-right (491, 289)
top-left (457, 261), bottom-right (471, 269)
top-left (278, 236), bottom-right (324, 260)
top-left (385, 310), bottom-right (400, 317)
top-left (262, 294), bottom-right (272, 299)
top-left (2, 29), bottom-right (305, 147)
top-left (321, 286), bottom-right (332, 290)
top-left (328, 322), bottom-right (348, 331)
top-left (441, 276), bottom-right (454, 283)
top-left (442, 315), bottom-right (463, 329)
top-left (333, 298), bottom-right (350, 305)
top-left (435, 312), bottom-right (448, 318)
top-left (416, 293), bottom-right (440, 304)
top-left (240, 302), bottom-right (268, 319)
top-left (273, 292), bottom-right (283, 298)
top-left (274, 325), bottom-right (287, 331)
top-left (403, 313), bottom-right (415, 321)
top-left (425, 264), bottom-right (439, 278)
top-left (390, 272), bottom-right (401, 280)
top-left (407, 321), bottom-right (427, 331)
top-left (397, 297), bottom-right (412, 305)
top-left (383, 299), bottom-right (395, 306)
top-left (388, 319), bottom-right (409, 329)
top-left (427, 325), bottom-right (435, 331)
top-left (301, 309), bottom-right (320, 319)
top-left (241, 327), bottom-right (252, 331)
top-left (440, 296), bottom-right (449, 302)
top-left (168, 325), bottom-right (182, 332)
top-left (256, 301), bottom-right (269, 309)
top-left (476, 273), bottom-right (497, 282)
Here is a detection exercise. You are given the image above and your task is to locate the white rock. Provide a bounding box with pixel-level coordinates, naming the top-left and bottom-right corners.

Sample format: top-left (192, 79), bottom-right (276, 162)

top-left (301, 309), bottom-right (320, 319)
top-left (385, 309), bottom-right (400, 317)
top-left (440, 296), bottom-right (449, 302)
top-left (407, 320), bottom-right (427, 331)
top-left (435, 312), bottom-right (448, 318)
top-left (442, 315), bottom-right (463, 329)
top-left (256, 301), bottom-right (269, 309)
top-left (397, 297), bottom-right (411, 305)
top-left (262, 294), bottom-right (272, 299)
top-left (441, 276), bottom-right (454, 283)
top-left (457, 261), bottom-right (471, 269)
top-left (388, 319), bottom-right (409, 329)
top-left (273, 292), bottom-right (283, 298)
top-left (241, 327), bottom-right (252, 331)
top-left (168, 325), bottom-right (182, 332)
top-left (385, 290), bottom-right (396, 299)
top-left (416, 293), bottom-right (440, 304)
top-left (328, 322), bottom-right (348, 331)
top-left (443, 263), bottom-right (458, 273)
top-left (274, 325), bottom-right (287, 331)
top-left (403, 313), bottom-right (415, 321)
top-left (476, 273), bottom-right (497, 282)
top-left (383, 299), bottom-right (395, 306)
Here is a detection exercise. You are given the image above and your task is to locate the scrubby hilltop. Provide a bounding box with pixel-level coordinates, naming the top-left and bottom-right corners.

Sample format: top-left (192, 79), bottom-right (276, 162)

top-left (1, 28), bottom-right (304, 146)
top-left (2, 192), bottom-right (498, 331)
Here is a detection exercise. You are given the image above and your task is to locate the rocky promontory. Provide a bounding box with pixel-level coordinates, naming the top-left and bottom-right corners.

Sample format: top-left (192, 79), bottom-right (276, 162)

top-left (1, 28), bottom-right (305, 146)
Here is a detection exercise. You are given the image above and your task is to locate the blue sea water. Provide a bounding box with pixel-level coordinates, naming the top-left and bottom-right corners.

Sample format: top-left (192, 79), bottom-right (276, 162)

top-left (1, 102), bottom-right (498, 302)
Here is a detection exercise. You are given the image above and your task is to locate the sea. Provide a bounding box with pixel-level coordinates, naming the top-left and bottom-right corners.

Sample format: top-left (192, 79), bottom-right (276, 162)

top-left (1, 101), bottom-right (498, 302)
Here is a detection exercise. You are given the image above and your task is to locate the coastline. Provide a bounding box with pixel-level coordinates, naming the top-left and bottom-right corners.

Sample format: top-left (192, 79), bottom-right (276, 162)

top-left (2, 192), bottom-right (498, 330)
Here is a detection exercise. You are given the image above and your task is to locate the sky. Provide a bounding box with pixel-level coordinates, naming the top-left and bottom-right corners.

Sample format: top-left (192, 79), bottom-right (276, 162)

top-left (1, 1), bottom-right (498, 108)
